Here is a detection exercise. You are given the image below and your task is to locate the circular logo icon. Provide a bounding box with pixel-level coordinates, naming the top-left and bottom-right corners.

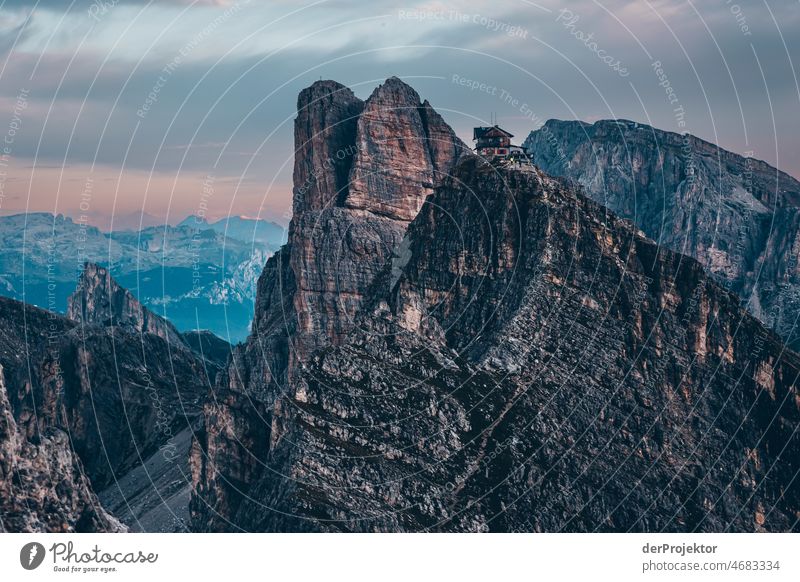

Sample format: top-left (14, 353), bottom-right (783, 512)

top-left (20, 542), bottom-right (46, 570)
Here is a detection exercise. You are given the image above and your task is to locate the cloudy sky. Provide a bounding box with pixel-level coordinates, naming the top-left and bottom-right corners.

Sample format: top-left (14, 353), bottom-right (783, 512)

top-left (0, 0), bottom-right (798, 229)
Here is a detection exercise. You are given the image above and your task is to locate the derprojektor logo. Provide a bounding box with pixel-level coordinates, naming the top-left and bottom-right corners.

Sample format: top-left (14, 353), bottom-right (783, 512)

top-left (20, 542), bottom-right (46, 570)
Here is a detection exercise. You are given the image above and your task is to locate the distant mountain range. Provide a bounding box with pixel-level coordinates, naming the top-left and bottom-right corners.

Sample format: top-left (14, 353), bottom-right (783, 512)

top-left (177, 214), bottom-right (286, 245)
top-left (0, 212), bottom-right (287, 342)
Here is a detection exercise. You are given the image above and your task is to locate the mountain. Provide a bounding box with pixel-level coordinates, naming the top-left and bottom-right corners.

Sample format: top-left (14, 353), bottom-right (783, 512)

top-left (181, 330), bottom-right (231, 369)
top-left (0, 265), bottom-right (211, 531)
top-left (3, 80), bottom-right (799, 534)
top-left (0, 361), bottom-right (124, 533)
top-left (97, 427), bottom-right (195, 533)
top-left (0, 213), bottom-right (276, 342)
top-left (177, 214), bottom-right (286, 247)
top-left (524, 119), bottom-right (800, 350)
top-left (90, 211), bottom-right (163, 231)
top-left (190, 77), bottom-right (471, 531)
top-left (68, 262), bottom-right (231, 374)
top-left (190, 80), bottom-right (799, 533)
top-left (68, 262), bottom-right (186, 347)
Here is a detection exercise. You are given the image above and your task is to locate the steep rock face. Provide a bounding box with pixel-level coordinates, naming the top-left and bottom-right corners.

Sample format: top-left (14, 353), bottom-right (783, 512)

top-left (42, 324), bottom-right (206, 489)
top-left (524, 119), bottom-right (800, 348)
top-left (0, 364), bottom-right (124, 533)
top-left (291, 77), bottom-right (469, 354)
top-left (345, 77), bottom-right (467, 221)
top-left (291, 81), bottom-right (363, 214)
top-left (190, 246), bottom-right (295, 531)
top-left (233, 158), bottom-right (799, 532)
top-left (68, 262), bottom-right (185, 347)
top-left (0, 266), bottom-right (209, 531)
top-left (190, 78), bottom-right (469, 531)
top-left (0, 295), bottom-right (206, 491)
top-left (290, 208), bottom-right (406, 356)
top-left (181, 330), bottom-right (231, 370)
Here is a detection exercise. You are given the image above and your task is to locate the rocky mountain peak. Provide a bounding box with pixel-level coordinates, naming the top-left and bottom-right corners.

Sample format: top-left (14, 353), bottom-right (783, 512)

top-left (292, 80), bottom-right (364, 216)
top-left (67, 262), bottom-right (184, 346)
top-left (225, 156), bottom-right (800, 532)
top-left (524, 118), bottom-right (800, 348)
top-left (288, 76), bottom-right (471, 352)
top-left (345, 76), bottom-right (470, 221)
top-left (366, 75), bottom-right (424, 106)
top-left (192, 78), bottom-right (471, 530)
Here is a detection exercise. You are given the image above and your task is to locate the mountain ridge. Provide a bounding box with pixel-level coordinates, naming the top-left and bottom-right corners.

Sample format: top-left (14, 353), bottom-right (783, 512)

top-left (525, 117), bottom-right (800, 349)
top-left (227, 154), bottom-right (800, 532)
top-left (540, 118), bottom-right (800, 186)
top-left (0, 212), bottom-right (278, 342)
top-left (190, 80), bottom-right (800, 532)
top-left (0, 264), bottom-right (213, 531)
top-left (2, 81), bottom-right (799, 533)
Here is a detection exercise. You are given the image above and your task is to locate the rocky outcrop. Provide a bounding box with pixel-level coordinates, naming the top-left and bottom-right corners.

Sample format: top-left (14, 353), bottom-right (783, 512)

top-left (192, 80), bottom-right (798, 532)
top-left (181, 330), bottom-right (231, 371)
top-left (345, 77), bottom-right (468, 221)
top-left (524, 119), bottom-right (800, 349)
top-left (234, 157), bottom-right (800, 532)
top-left (190, 78), bottom-right (469, 531)
top-left (0, 364), bottom-right (124, 533)
top-left (290, 77), bottom-right (469, 354)
top-left (0, 265), bottom-right (209, 531)
top-left (68, 262), bottom-right (185, 347)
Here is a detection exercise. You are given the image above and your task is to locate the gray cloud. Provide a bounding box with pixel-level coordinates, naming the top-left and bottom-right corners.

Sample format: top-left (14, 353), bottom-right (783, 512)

top-left (0, 0), bottom-right (798, 223)
top-left (0, 0), bottom-right (228, 6)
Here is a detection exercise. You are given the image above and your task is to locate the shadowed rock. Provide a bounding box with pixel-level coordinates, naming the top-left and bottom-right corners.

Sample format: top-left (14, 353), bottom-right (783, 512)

top-left (0, 363), bottom-right (125, 533)
top-left (191, 77), bottom-right (470, 531)
top-left (525, 119), bottom-right (800, 350)
top-left (237, 157), bottom-right (800, 532)
top-left (68, 262), bottom-right (185, 347)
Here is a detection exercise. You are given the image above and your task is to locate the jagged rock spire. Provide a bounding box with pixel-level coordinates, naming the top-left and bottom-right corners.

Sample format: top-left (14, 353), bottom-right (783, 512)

top-left (67, 262), bottom-right (184, 346)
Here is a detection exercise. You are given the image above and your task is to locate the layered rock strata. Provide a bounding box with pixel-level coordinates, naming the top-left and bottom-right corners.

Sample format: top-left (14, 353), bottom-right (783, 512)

top-left (525, 119), bottom-right (800, 349)
top-left (190, 77), bottom-right (469, 530)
